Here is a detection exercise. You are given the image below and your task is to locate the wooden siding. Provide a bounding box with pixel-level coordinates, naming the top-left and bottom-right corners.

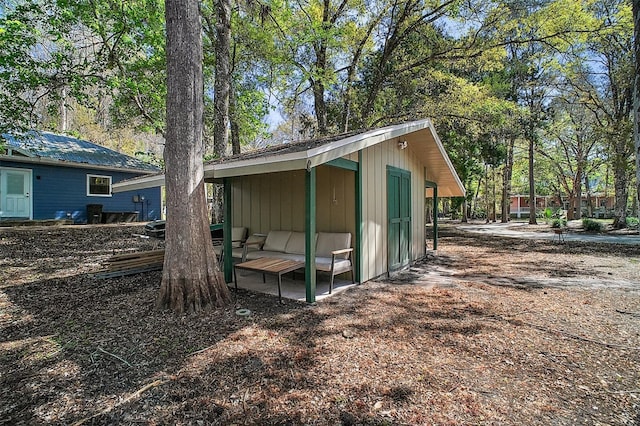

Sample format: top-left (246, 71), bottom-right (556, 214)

top-left (0, 160), bottom-right (161, 222)
top-left (360, 139), bottom-right (425, 282)
top-left (229, 141), bottom-right (426, 283)
top-left (230, 166), bottom-right (356, 237)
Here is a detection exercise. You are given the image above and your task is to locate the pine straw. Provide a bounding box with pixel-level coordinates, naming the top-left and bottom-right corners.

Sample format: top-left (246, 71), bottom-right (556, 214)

top-left (0, 223), bottom-right (639, 425)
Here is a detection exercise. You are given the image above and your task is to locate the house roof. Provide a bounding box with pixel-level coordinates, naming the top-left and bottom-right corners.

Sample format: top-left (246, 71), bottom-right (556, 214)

top-left (1, 131), bottom-right (159, 173)
top-left (113, 119), bottom-right (465, 197)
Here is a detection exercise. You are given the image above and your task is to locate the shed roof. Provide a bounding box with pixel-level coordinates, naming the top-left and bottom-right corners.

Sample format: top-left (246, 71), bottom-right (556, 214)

top-left (113, 119), bottom-right (465, 197)
top-left (1, 131), bottom-right (159, 173)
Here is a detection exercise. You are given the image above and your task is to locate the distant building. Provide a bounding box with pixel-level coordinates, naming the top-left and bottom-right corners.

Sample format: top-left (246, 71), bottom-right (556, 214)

top-left (509, 194), bottom-right (615, 219)
top-left (509, 195), bottom-right (550, 219)
top-left (0, 131), bottom-right (161, 223)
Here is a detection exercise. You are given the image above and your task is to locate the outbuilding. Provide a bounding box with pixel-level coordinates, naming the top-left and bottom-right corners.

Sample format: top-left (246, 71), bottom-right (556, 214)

top-left (114, 119), bottom-right (465, 302)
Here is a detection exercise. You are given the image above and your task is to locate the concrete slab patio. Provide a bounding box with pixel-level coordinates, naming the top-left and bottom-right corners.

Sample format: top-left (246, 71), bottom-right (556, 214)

top-left (229, 268), bottom-right (357, 303)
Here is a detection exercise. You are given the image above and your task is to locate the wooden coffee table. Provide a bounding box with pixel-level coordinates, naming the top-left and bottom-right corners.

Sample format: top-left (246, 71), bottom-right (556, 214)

top-left (233, 257), bottom-right (304, 302)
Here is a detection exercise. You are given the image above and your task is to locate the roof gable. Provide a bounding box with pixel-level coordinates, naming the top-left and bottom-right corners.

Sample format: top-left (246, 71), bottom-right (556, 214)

top-left (1, 131), bottom-right (159, 172)
top-left (207, 119), bottom-right (465, 197)
top-left (112, 119), bottom-right (465, 197)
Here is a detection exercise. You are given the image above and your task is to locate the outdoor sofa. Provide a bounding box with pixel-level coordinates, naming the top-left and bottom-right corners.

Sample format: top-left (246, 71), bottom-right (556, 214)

top-left (239, 230), bottom-right (355, 293)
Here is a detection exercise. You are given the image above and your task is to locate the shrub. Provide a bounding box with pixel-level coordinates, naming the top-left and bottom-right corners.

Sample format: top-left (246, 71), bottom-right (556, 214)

top-left (627, 217), bottom-right (639, 229)
top-left (551, 218), bottom-right (566, 228)
top-left (582, 218), bottom-right (603, 232)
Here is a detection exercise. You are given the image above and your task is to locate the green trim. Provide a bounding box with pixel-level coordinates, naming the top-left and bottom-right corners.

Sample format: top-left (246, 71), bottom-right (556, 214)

top-left (355, 150), bottom-right (363, 283)
top-left (433, 186), bottom-right (438, 250)
top-left (326, 157), bottom-right (359, 171)
top-left (387, 165), bottom-right (412, 271)
top-left (387, 164), bottom-right (410, 175)
top-left (424, 180), bottom-right (438, 250)
top-left (223, 178), bottom-right (233, 283)
top-left (409, 172), bottom-right (413, 262)
top-left (305, 167), bottom-right (317, 303)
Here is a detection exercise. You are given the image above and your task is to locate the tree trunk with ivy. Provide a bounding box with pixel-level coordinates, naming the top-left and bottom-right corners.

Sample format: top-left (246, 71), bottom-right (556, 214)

top-left (159, 0), bottom-right (231, 313)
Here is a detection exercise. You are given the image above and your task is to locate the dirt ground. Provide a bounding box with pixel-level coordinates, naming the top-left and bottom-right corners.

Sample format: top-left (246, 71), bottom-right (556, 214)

top-left (0, 223), bottom-right (638, 425)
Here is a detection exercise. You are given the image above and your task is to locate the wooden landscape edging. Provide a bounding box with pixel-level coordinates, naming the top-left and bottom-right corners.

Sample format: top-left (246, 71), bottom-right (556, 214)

top-left (94, 249), bottom-right (164, 279)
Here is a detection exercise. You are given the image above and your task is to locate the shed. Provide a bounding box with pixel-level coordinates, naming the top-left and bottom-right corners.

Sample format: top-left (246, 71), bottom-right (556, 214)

top-left (0, 131), bottom-right (161, 223)
top-left (114, 119), bottom-right (465, 302)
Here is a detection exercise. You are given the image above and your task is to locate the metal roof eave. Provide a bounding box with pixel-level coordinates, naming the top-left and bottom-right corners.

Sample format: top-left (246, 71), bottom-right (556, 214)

top-left (4, 146), bottom-right (34, 157)
top-left (113, 119), bottom-right (465, 195)
top-left (426, 120), bottom-right (466, 197)
top-left (209, 119), bottom-right (433, 179)
top-left (113, 173), bottom-right (166, 192)
top-left (0, 154), bottom-right (158, 175)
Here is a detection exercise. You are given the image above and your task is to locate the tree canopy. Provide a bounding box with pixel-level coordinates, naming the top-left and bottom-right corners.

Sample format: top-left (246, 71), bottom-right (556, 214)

top-left (1, 0), bottom-right (637, 226)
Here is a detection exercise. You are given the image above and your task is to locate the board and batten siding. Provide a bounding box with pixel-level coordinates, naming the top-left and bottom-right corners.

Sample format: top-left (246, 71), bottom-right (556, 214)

top-left (360, 138), bottom-right (426, 282)
top-left (229, 139), bottom-right (426, 283)
top-left (230, 165), bottom-right (356, 238)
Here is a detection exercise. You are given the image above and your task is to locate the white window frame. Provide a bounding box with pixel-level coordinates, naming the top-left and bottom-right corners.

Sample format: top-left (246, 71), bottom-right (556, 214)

top-left (87, 174), bottom-right (113, 197)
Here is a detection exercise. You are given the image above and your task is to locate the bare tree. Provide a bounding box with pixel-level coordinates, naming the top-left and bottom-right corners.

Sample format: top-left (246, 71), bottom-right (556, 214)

top-left (159, 0), bottom-right (231, 313)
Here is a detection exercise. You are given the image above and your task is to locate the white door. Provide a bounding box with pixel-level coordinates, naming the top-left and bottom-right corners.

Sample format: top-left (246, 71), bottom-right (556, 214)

top-left (0, 168), bottom-right (32, 219)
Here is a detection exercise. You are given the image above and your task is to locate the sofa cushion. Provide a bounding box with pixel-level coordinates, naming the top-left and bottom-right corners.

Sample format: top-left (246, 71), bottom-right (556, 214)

top-left (316, 257), bottom-right (352, 273)
top-left (284, 232), bottom-right (319, 255)
top-left (244, 234), bottom-right (266, 251)
top-left (284, 232), bottom-right (305, 254)
top-left (316, 232), bottom-right (352, 259)
top-left (245, 250), bottom-right (305, 263)
top-left (231, 227), bottom-right (247, 248)
top-left (212, 245), bottom-right (245, 259)
top-left (262, 231), bottom-right (291, 252)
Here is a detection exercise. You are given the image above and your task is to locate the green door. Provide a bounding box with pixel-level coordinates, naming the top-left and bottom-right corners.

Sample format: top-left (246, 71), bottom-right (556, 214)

top-left (387, 166), bottom-right (411, 271)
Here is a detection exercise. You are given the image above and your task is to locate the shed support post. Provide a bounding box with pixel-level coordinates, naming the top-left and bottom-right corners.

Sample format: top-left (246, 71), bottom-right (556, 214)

top-left (433, 186), bottom-right (438, 251)
top-left (425, 179), bottom-right (438, 251)
top-left (223, 178), bottom-right (233, 283)
top-left (305, 167), bottom-right (317, 303)
top-left (355, 150), bottom-right (362, 283)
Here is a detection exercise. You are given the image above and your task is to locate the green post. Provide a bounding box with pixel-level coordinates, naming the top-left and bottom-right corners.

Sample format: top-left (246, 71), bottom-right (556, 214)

top-left (355, 151), bottom-right (362, 283)
top-left (223, 178), bottom-right (233, 283)
top-left (305, 167), bottom-right (317, 303)
top-left (433, 186), bottom-right (438, 251)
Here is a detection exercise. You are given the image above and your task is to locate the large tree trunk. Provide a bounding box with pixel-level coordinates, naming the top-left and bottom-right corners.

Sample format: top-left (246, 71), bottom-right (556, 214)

top-left (634, 0), bottom-right (640, 220)
top-left (492, 167), bottom-right (497, 222)
top-left (229, 39), bottom-right (241, 156)
top-left (574, 165), bottom-right (583, 220)
top-left (461, 197), bottom-right (468, 223)
top-left (230, 87), bottom-right (241, 155)
top-left (501, 136), bottom-right (515, 222)
top-left (484, 164), bottom-right (489, 223)
top-left (566, 192), bottom-right (576, 221)
top-left (472, 174), bottom-right (482, 218)
top-left (214, 0), bottom-right (231, 157)
top-left (611, 160), bottom-right (629, 228)
top-left (160, 0), bottom-right (231, 313)
top-left (528, 134), bottom-right (537, 224)
top-left (584, 174), bottom-right (593, 218)
top-left (210, 0), bottom-right (232, 225)
top-left (59, 86), bottom-right (67, 132)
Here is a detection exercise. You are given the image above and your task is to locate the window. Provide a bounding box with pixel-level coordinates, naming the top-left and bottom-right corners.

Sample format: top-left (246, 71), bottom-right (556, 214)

top-left (87, 174), bottom-right (112, 196)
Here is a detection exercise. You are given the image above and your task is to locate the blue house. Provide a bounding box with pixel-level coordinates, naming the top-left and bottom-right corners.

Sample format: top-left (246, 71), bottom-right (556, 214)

top-left (0, 131), bottom-right (162, 223)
